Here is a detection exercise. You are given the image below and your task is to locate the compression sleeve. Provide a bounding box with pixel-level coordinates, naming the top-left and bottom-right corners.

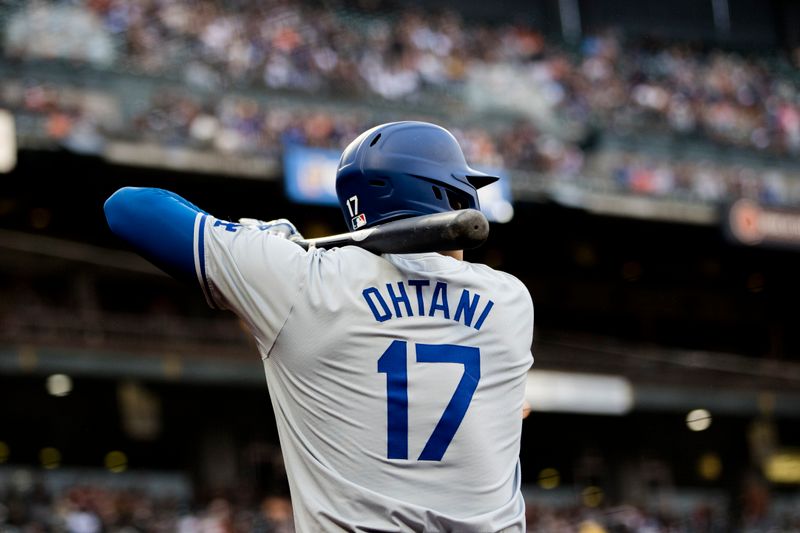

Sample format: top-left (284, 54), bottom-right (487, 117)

top-left (104, 187), bottom-right (208, 285)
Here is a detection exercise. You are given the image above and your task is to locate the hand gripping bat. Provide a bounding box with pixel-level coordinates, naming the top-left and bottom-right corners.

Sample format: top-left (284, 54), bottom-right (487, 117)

top-left (294, 209), bottom-right (490, 253)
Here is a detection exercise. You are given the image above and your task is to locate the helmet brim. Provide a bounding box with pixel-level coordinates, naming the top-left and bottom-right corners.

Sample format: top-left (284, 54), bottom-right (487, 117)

top-left (463, 168), bottom-right (500, 189)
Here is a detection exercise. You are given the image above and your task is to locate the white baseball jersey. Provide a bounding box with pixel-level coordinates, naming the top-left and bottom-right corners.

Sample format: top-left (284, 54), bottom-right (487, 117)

top-left (195, 214), bottom-right (534, 532)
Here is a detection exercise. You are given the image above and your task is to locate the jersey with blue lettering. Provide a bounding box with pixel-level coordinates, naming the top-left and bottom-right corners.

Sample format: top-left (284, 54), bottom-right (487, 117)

top-left (197, 215), bottom-right (534, 532)
top-left (103, 188), bottom-right (534, 533)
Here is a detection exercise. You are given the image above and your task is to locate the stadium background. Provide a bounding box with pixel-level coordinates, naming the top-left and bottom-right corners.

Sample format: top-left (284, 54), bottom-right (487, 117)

top-left (1, 0), bottom-right (800, 530)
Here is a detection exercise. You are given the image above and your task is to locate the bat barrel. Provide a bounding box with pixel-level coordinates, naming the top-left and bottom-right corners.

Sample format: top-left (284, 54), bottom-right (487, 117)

top-left (443, 209), bottom-right (490, 250)
top-left (297, 209), bottom-right (490, 253)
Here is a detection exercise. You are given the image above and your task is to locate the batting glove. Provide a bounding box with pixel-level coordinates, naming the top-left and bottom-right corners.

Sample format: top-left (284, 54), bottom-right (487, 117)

top-left (238, 217), bottom-right (304, 242)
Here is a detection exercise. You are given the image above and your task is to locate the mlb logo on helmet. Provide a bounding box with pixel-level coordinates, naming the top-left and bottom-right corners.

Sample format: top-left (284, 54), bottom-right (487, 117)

top-left (352, 213), bottom-right (367, 229)
top-left (346, 195), bottom-right (366, 229)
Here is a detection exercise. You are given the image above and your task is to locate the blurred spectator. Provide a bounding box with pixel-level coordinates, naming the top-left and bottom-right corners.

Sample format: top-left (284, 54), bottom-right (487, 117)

top-left (5, 2), bottom-right (116, 66)
top-left (253, 495), bottom-right (294, 533)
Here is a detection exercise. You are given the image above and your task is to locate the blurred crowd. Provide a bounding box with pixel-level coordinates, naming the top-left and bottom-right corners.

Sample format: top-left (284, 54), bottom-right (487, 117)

top-left (550, 33), bottom-right (800, 157)
top-left (2, 0), bottom-right (800, 211)
top-left (0, 79), bottom-right (582, 177)
top-left (0, 81), bottom-right (116, 155)
top-left (589, 151), bottom-right (800, 206)
top-left (0, 483), bottom-right (294, 532)
top-left (6, 75), bottom-right (800, 210)
top-left (2, 482), bottom-right (799, 532)
top-left (128, 89), bottom-right (582, 174)
top-left (3, 0), bottom-right (800, 157)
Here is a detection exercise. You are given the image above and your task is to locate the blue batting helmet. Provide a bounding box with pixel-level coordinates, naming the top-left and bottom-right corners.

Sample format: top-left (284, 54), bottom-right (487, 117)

top-left (335, 121), bottom-right (499, 231)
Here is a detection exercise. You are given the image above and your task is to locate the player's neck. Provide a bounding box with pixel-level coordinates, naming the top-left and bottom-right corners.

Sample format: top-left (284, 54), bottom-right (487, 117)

top-left (439, 250), bottom-right (463, 261)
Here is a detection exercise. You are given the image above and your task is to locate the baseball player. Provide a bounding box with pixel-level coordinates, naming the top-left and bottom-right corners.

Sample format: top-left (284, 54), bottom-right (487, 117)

top-left (104, 121), bottom-right (534, 532)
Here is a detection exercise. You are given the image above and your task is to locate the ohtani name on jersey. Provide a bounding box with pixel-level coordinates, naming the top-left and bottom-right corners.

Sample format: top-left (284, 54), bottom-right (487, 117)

top-left (362, 280), bottom-right (494, 330)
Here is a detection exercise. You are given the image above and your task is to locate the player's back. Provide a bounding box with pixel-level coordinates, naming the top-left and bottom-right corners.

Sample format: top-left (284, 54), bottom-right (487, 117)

top-left (264, 246), bottom-right (534, 532)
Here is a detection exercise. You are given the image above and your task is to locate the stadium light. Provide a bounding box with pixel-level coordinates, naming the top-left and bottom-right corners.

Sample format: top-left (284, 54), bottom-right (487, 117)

top-left (581, 486), bottom-right (604, 508)
top-left (0, 110), bottom-right (16, 173)
top-left (46, 374), bottom-right (73, 397)
top-left (525, 370), bottom-right (633, 415)
top-left (39, 447), bottom-right (61, 469)
top-left (764, 449), bottom-right (800, 484)
top-left (698, 452), bottom-right (722, 481)
top-left (538, 468), bottom-right (560, 490)
top-left (686, 409), bottom-right (712, 431)
top-left (105, 450), bottom-right (128, 473)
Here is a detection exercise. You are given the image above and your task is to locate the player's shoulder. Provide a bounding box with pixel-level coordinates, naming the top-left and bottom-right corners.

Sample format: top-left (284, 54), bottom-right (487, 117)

top-left (314, 244), bottom-right (383, 263)
top-left (468, 260), bottom-right (529, 291)
top-left (466, 260), bottom-right (533, 310)
top-left (311, 245), bottom-right (397, 277)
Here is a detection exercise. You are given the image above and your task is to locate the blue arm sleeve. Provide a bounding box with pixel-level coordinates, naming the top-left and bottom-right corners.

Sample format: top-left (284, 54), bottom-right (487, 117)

top-left (104, 187), bottom-right (209, 284)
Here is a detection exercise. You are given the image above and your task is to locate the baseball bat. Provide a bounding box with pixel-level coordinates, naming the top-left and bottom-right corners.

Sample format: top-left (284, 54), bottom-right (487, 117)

top-left (295, 209), bottom-right (490, 253)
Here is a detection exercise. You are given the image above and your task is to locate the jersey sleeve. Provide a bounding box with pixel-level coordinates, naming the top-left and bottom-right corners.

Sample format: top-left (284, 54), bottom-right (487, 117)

top-left (198, 215), bottom-right (307, 354)
top-left (104, 187), bottom-right (306, 354)
top-left (104, 187), bottom-right (209, 284)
